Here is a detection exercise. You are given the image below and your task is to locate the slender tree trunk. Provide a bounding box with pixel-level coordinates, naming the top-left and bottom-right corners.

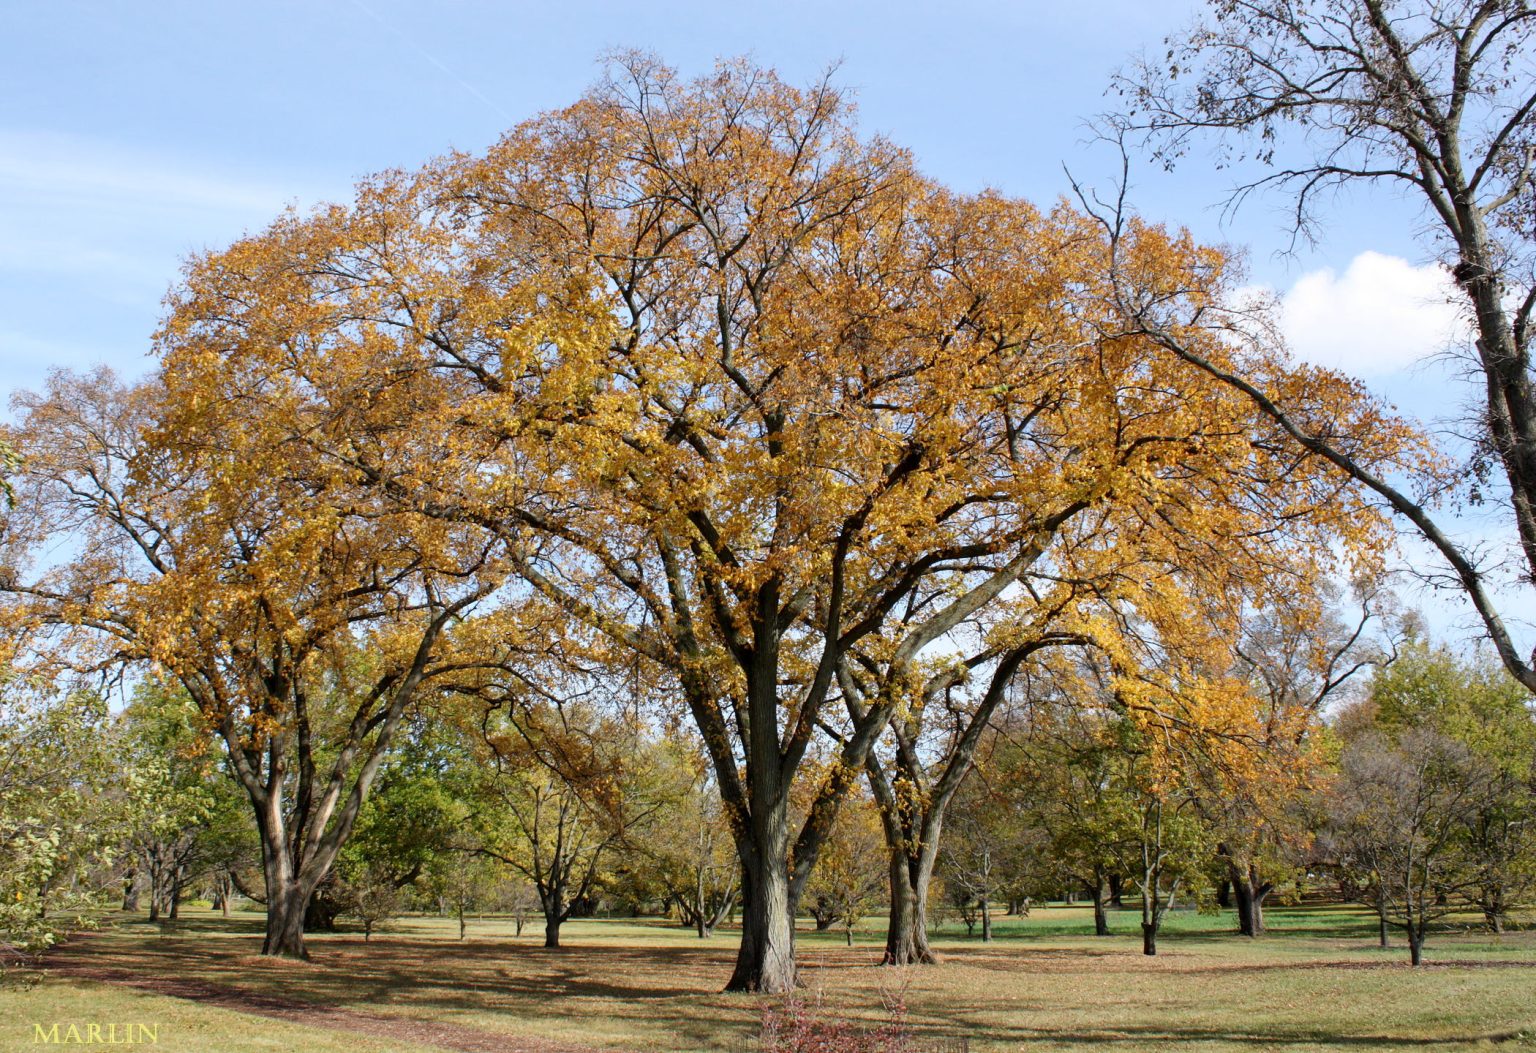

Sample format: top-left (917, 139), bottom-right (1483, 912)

top-left (980, 895), bottom-right (992, 943)
top-left (1091, 877), bottom-right (1110, 937)
top-left (1376, 885), bottom-right (1390, 949)
top-left (1216, 878), bottom-right (1231, 910)
top-left (1407, 917), bottom-right (1424, 966)
top-left (1108, 873), bottom-right (1123, 908)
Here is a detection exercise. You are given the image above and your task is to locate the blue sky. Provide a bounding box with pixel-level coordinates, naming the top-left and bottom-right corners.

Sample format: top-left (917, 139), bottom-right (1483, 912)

top-left (0, 0), bottom-right (1500, 640)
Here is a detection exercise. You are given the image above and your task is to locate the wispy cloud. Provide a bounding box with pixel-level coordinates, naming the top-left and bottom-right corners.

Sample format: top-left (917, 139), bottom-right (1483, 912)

top-left (0, 130), bottom-right (300, 215)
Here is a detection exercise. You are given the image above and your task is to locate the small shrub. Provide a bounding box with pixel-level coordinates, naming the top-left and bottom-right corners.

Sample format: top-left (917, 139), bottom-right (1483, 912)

top-left (759, 983), bottom-right (915, 1053)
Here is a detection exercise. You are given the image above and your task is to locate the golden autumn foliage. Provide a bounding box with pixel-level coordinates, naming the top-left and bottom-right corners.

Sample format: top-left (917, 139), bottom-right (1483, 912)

top-left (2, 55), bottom-right (1425, 987)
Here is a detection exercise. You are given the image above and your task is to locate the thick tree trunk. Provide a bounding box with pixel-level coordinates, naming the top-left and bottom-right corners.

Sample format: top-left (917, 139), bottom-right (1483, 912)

top-left (121, 871), bottom-right (140, 913)
top-left (1142, 921), bottom-right (1158, 956)
top-left (1407, 919), bottom-right (1424, 966)
top-left (882, 849), bottom-right (937, 965)
top-left (1216, 878), bottom-right (1231, 910)
top-left (727, 849), bottom-right (796, 993)
top-left (1108, 873), bottom-right (1124, 908)
top-left (544, 916), bottom-right (562, 949)
top-left (263, 883), bottom-right (311, 959)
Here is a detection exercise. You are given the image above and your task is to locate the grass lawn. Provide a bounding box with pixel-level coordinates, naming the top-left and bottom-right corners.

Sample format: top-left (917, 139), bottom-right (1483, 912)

top-left (3, 902), bottom-right (1535, 1052)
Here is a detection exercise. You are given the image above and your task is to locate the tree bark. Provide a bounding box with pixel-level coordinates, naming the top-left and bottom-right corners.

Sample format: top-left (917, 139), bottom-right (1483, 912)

top-left (1091, 878), bottom-right (1110, 937)
top-left (1142, 921), bottom-right (1158, 956)
top-left (1407, 918), bottom-right (1424, 967)
top-left (1233, 874), bottom-right (1256, 938)
top-left (726, 843), bottom-right (797, 993)
top-left (263, 882), bottom-right (311, 959)
top-left (881, 848), bottom-right (937, 965)
top-left (544, 916), bottom-right (562, 949)
top-left (980, 895), bottom-right (992, 942)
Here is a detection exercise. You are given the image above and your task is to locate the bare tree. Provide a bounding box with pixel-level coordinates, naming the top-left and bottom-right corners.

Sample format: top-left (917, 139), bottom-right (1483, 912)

top-left (1330, 727), bottom-right (1486, 964)
top-left (1109, 0), bottom-right (1536, 688)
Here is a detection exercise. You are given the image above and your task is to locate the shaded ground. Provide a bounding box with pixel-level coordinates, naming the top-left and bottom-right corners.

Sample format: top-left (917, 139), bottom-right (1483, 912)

top-left (11, 904), bottom-right (1536, 1052)
top-left (42, 932), bottom-right (604, 1053)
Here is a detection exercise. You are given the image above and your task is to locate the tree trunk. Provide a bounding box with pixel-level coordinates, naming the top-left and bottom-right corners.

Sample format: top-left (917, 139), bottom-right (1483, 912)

top-left (1142, 921), bottom-right (1158, 956)
top-left (726, 847), bottom-right (797, 993)
top-left (544, 915), bottom-right (562, 949)
top-left (1216, 878), bottom-right (1231, 910)
top-left (1091, 878), bottom-right (1110, 937)
top-left (1251, 879), bottom-right (1271, 935)
top-left (1108, 873), bottom-right (1124, 908)
top-left (263, 882), bottom-right (311, 959)
top-left (980, 895), bottom-right (992, 943)
top-left (881, 848), bottom-right (937, 965)
top-left (1407, 919), bottom-right (1424, 966)
top-left (1233, 873), bottom-right (1256, 938)
top-left (122, 871), bottom-right (140, 913)
top-left (1376, 885), bottom-right (1390, 949)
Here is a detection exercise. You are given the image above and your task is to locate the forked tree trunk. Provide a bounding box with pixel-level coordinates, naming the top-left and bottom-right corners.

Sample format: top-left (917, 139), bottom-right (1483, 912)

top-left (882, 849), bottom-right (937, 965)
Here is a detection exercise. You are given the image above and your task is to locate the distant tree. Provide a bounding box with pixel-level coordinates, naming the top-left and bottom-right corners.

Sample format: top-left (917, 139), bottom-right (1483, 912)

top-left (117, 682), bottom-right (220, 923)
top-left (803, 791), bottom-right (885, 946)
top-left (469, 699), bottom-right (661, 949)
top-left (337, 861), bottom-right (405, 942)
top-left (0, 679), bottom-right (121, 959)
top-left (1369, 640), bottom-right (1536, 932)
top-left (1330, 726), bottom-right (1486, 965)
top-left (1209, 583), bottom-right (1387, 936)
top-left (633, 741), bottom-right (739, 939)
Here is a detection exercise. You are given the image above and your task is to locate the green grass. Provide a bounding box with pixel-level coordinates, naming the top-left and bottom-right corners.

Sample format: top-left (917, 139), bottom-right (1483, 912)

top-left (3, 903), bottom-right (1535, 1052)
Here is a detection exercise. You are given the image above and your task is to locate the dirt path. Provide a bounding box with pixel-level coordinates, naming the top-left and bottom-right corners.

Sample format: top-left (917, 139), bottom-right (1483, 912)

top-left (42, 937), bottom-right (621, 1053)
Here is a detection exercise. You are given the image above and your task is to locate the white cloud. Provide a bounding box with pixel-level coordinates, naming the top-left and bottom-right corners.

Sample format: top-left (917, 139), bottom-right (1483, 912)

top-left (1278, 251), bottom-right (1468, 377)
